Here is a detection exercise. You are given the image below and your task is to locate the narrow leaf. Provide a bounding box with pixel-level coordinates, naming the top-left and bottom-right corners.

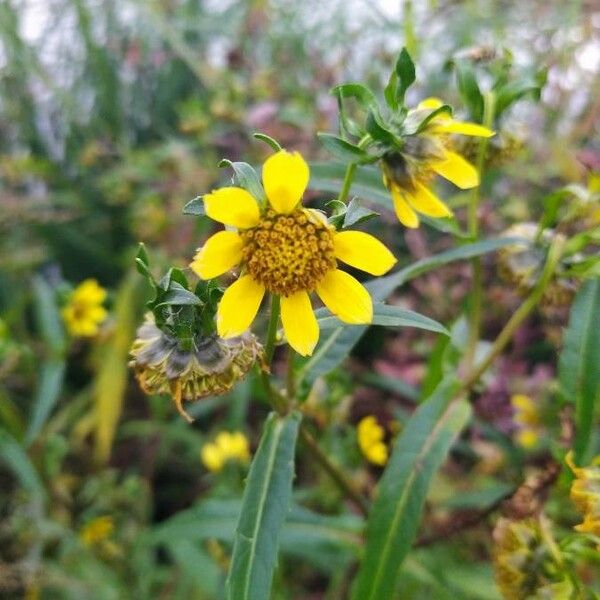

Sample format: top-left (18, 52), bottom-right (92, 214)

top-left (182, 196), bottom-right (205, 216)
top-left (253, 132), bottom-right (282, 151)
top-left (352, 379), bottom-right (471, 600)
top-left (558, 278), bottom-right (600, 462)
top-left (226, 411), bottom-right (301, 600)
top-left (32, 276), bottom-right (66, 356)
top-left (317, 133), bottom-right (368, 163)
top-left (456, 60), bottom-right (484, 121)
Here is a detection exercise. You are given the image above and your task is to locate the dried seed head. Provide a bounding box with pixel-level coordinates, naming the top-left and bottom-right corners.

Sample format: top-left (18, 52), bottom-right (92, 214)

top-left (130, 314), bottom-right (264, 422)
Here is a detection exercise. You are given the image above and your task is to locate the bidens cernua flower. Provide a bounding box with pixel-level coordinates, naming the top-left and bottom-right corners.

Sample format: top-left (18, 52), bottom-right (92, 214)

top-left (190, 150), bottom-right (397, 357)
top-left (130, 314), bottom-right (263, 422)
top-left (382, 98), bottom-right (494, 228)
top-left (61, 278), bottom-right (108, 337)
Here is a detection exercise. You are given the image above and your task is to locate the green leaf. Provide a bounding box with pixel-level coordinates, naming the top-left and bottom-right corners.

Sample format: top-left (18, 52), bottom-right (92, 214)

top-left (226, 411), bottom-right (302, 600)
top-left (25, 359), bottom-right (66, 445)
top-left (219, 159), bottom-right (266, 203)
top-left (297, 237), bottom-right (521, 386)
top-left (365, 109), bottom-right (398, 146)
top-left (182, 195), bottom-right (205, 216)
top-left (343, 198), bottom-right (379, 228)
top-left (32, 276), bottom-right (66, 356)
top-left (558, 278), bottom-right (600, 462)
top-left (494, 71), bottom-right (546, 119)
top-left (317, 304), bottom-right (448, 336)
top-left (351, 379), bottom-right (471, 600)
top-left (154, 283), bottom-right (202, 308)
top-left (414, 104), bottom-right (453, 134)
top-left (385, 48), bottom-right (416, 109)
top-left (455, 60), bottom-right (484, 122)
top-left (0, 429), bottom-right (47, 505)
top-left (331, 82), bottom-right (378, 109)
top-left (253, 132), bottom-right (282, 151)
top-left (317, 133), bottom-right (369, 163)
top-left (135, 243), bottom-right (156, 285)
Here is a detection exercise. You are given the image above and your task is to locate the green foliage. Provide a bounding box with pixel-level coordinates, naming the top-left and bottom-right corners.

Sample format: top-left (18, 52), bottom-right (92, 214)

top-left (226, 412), bottom-right (301, 600)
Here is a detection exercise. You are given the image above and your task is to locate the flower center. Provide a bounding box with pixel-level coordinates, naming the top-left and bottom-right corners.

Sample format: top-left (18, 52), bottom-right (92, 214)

top-left (240, 209), bottom-right (336, 296)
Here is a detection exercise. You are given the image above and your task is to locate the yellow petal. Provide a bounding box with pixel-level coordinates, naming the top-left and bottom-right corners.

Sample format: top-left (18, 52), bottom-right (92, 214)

top-left (280, 291), bottom-right (319, 356)
top-left (334, 231), bottom-right (397, 275)
top-left (316, 269), bottom-right (372, 324)
top-left (391, 186), bottom-right (419, 228)
top-left (417, 97), bottom-right (444, 110)
top-left (431, 151), bottom-right (479, 189)
top-left (204, 187), bottom-right (260, 228)
top-left (263, 150), bottom-right (309, 214)
top-left (430, 120), bottom-right (495, 137)
top-left (201, 444), bottom-right (224, 472)
top-left (217, 275), bottom-right (265, 337)
top-left (406, 182), bottom-right (453, 218)
top-left (190, 231), bottom-right (243, 279)
top-left (73, 279), bottom-right (107, 305)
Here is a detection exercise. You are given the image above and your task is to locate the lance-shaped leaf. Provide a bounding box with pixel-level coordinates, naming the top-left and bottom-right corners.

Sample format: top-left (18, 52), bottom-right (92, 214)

top-left (317, 133), bottom-right (370, 163)
top-left (384, 47), bottom-right (416, 110)
top-left (351, 378), bottom-right (471, 600)
top-left (558, 278), bottom-right (600, 462)
top-left (226, 411), bottom-right (301, 600)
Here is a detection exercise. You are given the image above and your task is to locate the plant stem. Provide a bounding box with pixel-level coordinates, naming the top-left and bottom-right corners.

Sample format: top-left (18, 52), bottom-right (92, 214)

top-left (264, 294), bottom-right (280, 364)
top-left (336, 135), bottom-right (371, 204)
top-left (464, 91), bottom-right (496, 370)
top-left (286, 347), bottom-right (296, 400)
top-left (299, 426), bottom-right (369, 517)
top-left (460, 235), bottom-right (564, 394)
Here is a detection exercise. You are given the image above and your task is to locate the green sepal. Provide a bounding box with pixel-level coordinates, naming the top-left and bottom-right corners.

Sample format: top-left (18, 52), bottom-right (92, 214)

top-left (219, 159), bottom-right (266, 204)
top-left (183, 196), bottom-right (205, 216)
top-left (384, 48), bottom-right (416, 110)
top-left (317, 133), bottom-right (370, 163)
top-left (253, 132), bottom-right (282, 152)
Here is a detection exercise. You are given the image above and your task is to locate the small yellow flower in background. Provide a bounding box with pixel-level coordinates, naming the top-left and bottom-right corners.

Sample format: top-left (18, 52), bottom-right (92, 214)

top-left (190, 149), bottom-right (397, 357)
top-left (511, 394), bottom-right (541, 449)
top-left (201, 431), bottom-right (251, 473)
top-left (61, 279), bottom-right (107, 337)
top-left (381, 97), bottom-right (494, 228)
top-left (357, 415), bottom-right (388, 466)
top-left (79, 515), bottom-right (114, 546)
top-left (565, 451), bottom-right (600, 538)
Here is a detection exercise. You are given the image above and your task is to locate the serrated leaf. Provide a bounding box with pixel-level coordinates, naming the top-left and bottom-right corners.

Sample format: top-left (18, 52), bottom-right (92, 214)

top-left (182, 195), bottom-right (205, 216)
top-left (351, 378), bottom-right (471, 600)
top-left (226, 411), bottom-right (301, 600)
top-left (317, 133), bottom-right (369, 163)
top-left (558, 278), bottom-right (600, 462)
top-left (219, 159), bottom-right (266, 203)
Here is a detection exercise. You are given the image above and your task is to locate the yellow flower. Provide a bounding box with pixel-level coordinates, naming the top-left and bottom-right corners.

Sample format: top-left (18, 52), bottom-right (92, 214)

top-left (565, 451), bottom-right (600, 537)
top-left (382, 97), bottom-right (494, 228)
top-left (61, 279), bottom-right (107, 337)
top-left (201, 431), bottom-right (251, 472)
top-left (511, 394), bottom-right (541, 449)
top-left (357, 415), bottom-right (388, 466)
top-left (190, 150), bottom-right (397, 357)
top-left (79, 515), bottom-right (114, 546)
top-left (130, 314), bottom-right (263, 422)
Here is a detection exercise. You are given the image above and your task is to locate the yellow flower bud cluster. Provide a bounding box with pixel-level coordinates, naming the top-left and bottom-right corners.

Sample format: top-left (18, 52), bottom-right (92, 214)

top-left (201, 431), bottom-right (251, 472)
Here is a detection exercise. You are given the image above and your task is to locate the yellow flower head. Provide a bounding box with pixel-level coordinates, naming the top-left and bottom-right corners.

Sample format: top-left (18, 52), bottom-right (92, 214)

top-left (61, 279), bottom-right (107, 337)
top-left (357, 415), bottom-right (388, 466)
top-left (381, 97), bottom-right (494, 228)
top-left (190, 150), bottom-right (397, 357)
top-left (79, 515), bottom-right (114, 546)
top-left (201, 431), bottom-right (251, 472)
top-left (130, 313), bottom-right (263, 422)
top-left (511, 394), bottom-right (541, 449)
top-left (565, 451), bottom-right (600, 537)
top-left (493, 516), bottom-right (561, 600)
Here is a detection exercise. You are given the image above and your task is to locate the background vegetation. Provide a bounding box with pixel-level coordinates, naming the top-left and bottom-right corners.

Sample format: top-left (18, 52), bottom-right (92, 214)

top-left (0, 0), bottom-right (598, 598)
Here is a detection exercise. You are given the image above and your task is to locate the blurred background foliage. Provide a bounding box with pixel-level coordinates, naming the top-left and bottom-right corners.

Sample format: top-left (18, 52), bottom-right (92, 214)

top-left (0, 0), bottom-right (599, 598)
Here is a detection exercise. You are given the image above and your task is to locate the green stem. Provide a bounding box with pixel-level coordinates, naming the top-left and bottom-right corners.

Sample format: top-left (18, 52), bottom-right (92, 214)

top-left (264, 294), bottom-right (280, 364)
top-left (460, 235), bottom-right (564, 394)
top-left (286, 347), bottom-right (296, 400)
top-left (299, 426), bottom-right (369, 517)
top-left (336, 135), bottom-right (371, 204)
top-left (464, 91), bottom-right (496, 370)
